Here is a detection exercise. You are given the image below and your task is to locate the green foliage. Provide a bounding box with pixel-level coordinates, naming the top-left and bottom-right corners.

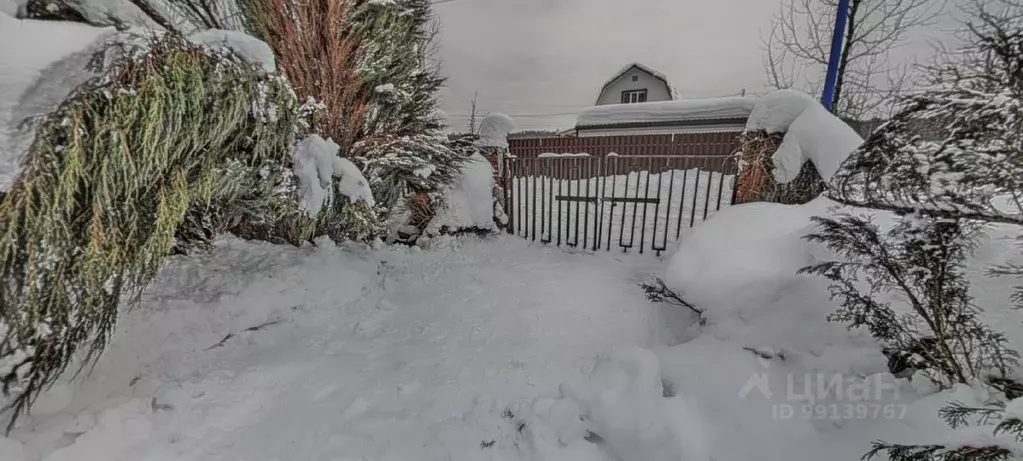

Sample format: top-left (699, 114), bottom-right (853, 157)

top-left (801, 215), bottom-right (1017, 388)
top-left (867, 402), bottom-right (1023, 461)
top-left (353, 0), bottom-right (465, 213)
top-left (866, 442), bottom-right (1014, 461)
top-left (357, 134), bottom-right (465, 210)
top-left (804, 3), bottom-right (1023, 460)
top-left (0, 34), bottom-right (311, 430)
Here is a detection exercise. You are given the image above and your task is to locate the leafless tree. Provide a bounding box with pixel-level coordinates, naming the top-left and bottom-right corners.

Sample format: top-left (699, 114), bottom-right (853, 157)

top-left (763, 0), bottom-right (944, 119)
top-left (467, 91), bottom-right (479, 135)
top-left (420, 16), bottom-right (444, 75)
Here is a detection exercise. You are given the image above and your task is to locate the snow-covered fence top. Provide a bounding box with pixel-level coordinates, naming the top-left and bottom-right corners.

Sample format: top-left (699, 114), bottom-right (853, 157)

top-left (508, 132), bottom-right (741, 159)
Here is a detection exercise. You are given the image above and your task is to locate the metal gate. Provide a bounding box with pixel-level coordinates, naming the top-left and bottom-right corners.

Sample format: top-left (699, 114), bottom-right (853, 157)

top-left (503, 155), bottom-right (738, 255)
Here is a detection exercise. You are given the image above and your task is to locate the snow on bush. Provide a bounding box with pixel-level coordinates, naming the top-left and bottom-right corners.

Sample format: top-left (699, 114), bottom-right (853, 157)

top-left (745, 90), bottom-right (863, 184)
top-left (664, 198), bottom-right (887, 374)
top-left (26, 0), bottom-right (158, 28)
top-left (425, 153), bottom-right (495, 235)
top-left (0, 14), bottom-right (114, 191)
top-left (188, 29), bottom-right (277, 74)
top-left (292, 134), bottom-right (374, 217)
top-left (663, 195), bottom-right (1021, 377)
top-left (662, 194), bottom-right (1015, 377)
top-left (656, 194), bottom-right (1023, 457)
top-left (477, 113), bottom-right (515, 148)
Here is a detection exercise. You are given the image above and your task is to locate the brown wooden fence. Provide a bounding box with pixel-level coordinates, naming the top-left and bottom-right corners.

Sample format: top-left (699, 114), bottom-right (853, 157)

top-left (508, 132), bottom-right (742, 159)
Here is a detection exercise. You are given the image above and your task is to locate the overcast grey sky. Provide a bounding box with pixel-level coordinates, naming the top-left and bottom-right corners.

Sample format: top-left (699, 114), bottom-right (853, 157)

top-left (433, 0), bottom-right (964, 132)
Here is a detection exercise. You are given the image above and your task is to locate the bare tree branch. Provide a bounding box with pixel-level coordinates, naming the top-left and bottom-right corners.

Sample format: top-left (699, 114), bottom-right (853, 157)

top-left (763, 0), bottom-right (945, 119)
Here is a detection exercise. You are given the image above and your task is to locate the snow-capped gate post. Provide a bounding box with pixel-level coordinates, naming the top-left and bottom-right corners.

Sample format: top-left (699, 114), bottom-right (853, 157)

top-left (475, 114), bottom-right (515, 229)
top-left (476, 113), bottom-right (515, 183)
top-left (735, 1), bottom-right (850, 205)
top-left (736, 90), bottom-right (860, 205)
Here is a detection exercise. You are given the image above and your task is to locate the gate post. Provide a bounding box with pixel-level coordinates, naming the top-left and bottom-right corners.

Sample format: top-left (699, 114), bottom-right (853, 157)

top-left (503, 157), bottom-right (513, 233)
top-left (730, 155), bottom-right (741, 206)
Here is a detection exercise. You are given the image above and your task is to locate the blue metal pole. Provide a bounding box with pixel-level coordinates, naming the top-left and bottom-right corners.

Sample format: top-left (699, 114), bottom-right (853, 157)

top-left (820, 0), bottom-right (851, 111)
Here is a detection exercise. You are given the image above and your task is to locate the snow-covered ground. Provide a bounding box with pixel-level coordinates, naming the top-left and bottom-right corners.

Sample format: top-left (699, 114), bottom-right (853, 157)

top-left (7, 196), bottom-right (1019, 461)
top-left (2, 235), bottom-right (692, 461)
top-left (509, 168), bottom-right (733, 253)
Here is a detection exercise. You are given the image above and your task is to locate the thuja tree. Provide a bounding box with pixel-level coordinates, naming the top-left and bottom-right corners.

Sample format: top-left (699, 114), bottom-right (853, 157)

top-left (804, 1), bottom-right (1023, 459)
top-left (802, 215), bottom-right (1017, 387)
top-left (0, 35), bottom-right (309, 431)
top-left (353, 0), bottom-right (465, 213)
top-left (241, 0), bottom-right (463, 229)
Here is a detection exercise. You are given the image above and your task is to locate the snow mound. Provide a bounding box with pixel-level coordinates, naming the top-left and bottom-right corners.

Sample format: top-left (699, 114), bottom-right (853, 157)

top-left (577, 97), bottom-right (756, 128)
top-left (663, 193), bottom-right (1023, 391)
top-left (656, 196), bottom-right (1023, 459)
top-left (291, 135), bottom-right (374, 217)
top-left (557, 346), bottom-right (709, 461)
top-left (477, 113), bottom-right (515, 148)
top-left (188, 29), bottom-right (276, 74)
top-left (0, 15), bottom-right (114, 191)
top-left (426, 153), bottom-right (495, 234)
top-left (665, 197), bottom-right (888, 375)
top-left (745, 90), bottom-right (863, 184)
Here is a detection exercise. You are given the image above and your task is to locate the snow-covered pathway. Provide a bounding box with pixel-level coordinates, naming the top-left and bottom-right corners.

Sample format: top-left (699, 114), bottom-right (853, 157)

top-left (7, 236), bottom-right (680, 461)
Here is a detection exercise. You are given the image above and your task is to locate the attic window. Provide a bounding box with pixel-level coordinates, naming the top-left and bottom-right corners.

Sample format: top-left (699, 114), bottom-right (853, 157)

top-left (622, 89), bottom-right (648, 104)
top-left (632, 75), bottom-right (639, 82)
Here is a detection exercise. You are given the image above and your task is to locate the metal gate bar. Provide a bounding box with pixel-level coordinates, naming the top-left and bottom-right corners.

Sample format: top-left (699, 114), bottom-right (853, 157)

top-left (504, 155), bottom-right (738, 255)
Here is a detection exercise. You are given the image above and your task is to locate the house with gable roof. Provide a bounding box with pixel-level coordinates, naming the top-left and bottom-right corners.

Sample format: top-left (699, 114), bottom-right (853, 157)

top-left (595, 63), bottom-right (677, 106)
top-left (575, 62), bottom-right (755, 137)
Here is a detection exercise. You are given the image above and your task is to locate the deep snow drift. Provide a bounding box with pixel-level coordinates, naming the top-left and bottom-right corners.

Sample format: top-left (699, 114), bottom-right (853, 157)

top-left (659, 197), bottom-right (1023, 460)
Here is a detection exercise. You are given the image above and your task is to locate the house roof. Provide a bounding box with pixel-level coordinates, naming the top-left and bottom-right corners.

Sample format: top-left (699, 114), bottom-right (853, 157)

top-left (597, 63), bottom-right (673, 104)
top-left (576, 97), bottom-right (757, 130)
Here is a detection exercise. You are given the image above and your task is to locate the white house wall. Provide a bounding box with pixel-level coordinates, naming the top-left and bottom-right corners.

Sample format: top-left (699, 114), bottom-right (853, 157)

top-left (596, 69), bottom-right (672, 106)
